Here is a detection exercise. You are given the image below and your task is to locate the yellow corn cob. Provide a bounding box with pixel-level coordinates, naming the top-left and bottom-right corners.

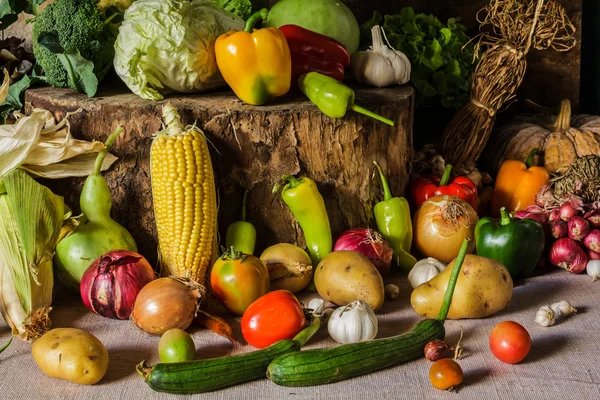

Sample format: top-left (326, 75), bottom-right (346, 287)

top-left (150, 104), bottom-right (217, 285)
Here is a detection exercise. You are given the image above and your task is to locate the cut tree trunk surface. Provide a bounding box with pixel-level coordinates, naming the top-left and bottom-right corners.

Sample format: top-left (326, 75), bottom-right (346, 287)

top-left (25, 85), bottom-right (414, 265)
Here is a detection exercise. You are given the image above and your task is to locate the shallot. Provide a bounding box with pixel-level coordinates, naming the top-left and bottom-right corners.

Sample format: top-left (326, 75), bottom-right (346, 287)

top-left (334, 228), bottom-right (393, 276)
top-left (587, 260), bottom-right (600, 281)
top-left (424, 340), bottom-right (449, 362)
top-left (549, 238), bottom-right (588, 273)
top-left (568, 216), bottom-right (590, 241)
top-left (551, 220), bottom-right (568, 239)
top-left (585, 209), bottom-right (600, 228)
top-left (549, 209), bottom-right (560, 222)
top-left (559, 203), bottom-right (578, 221)
top-left (583, 230), bottom-right (600, 252)
top-left (588, 249), bottom-right (600, 261)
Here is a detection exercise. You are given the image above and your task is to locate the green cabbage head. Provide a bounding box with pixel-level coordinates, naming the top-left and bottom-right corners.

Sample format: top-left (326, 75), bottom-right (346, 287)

top-left (114, 0), bottom-right (245, 100)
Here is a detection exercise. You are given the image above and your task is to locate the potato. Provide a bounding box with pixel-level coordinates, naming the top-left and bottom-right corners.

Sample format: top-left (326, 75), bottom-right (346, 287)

top-left (314, 250), bottom-right (384, 311)
top-left (32, 328), bottom-right (108, 385)
top-left (411, 254), bottom-right (513, 319)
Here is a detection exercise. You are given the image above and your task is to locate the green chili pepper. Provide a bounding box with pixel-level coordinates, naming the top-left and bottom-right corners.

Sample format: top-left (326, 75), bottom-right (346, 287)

top-left (298, 72), bottom-right (395, 126)
top-left (373, 161), bottom-right (417, 272)
top-left (273, 175), bottom-right (332, 291)
top-left (225, 190), bottom-right (257, 255)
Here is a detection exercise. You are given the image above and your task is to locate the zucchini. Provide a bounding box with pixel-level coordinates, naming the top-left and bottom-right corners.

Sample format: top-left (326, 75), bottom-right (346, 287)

top-left (267, 239), bottom-right (470, 387)
top-left (137, 316), bottom-right (320, 394)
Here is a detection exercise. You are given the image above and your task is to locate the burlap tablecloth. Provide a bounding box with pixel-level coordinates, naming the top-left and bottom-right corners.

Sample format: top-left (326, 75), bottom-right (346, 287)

top-left (1, 268), bottom-right (599, 400)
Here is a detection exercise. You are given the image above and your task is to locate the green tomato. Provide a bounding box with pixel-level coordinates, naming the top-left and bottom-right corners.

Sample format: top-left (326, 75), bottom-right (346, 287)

top-left (158, 329), bottom-right (195, 363)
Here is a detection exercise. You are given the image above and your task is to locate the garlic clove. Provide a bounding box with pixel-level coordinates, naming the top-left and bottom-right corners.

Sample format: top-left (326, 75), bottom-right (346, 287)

top-left (535, 305), bottom-right (555, 327)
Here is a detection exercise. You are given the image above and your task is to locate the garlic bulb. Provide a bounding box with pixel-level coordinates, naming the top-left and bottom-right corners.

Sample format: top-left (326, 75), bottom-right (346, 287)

top-left (351, 25), bottom-right (411, 88)
top-left (328, 300), bottom-right (378, 344)
top-left (550, 301), bottom-right (577, 317)
top-left (535, 305), bottom-right (556, 327)
top-left (408, 257), bottom-right (447, 289)
top-left (587, 260), bottom-right (600, 281)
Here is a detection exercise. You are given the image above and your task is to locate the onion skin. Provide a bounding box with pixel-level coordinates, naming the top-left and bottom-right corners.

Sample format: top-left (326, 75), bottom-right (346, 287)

top-left (551, 220), bottom-right (568, 239)
top-left (131, 277), bottom-right (204, 335)
top-left (583, 230), bottom-right (600, 252)
top-left (568, 216), bottom-right (590, 241)
top-left (80, 250), bottom-right (155, 320)
top-left (334, 228), bottom-right (393, 276)
top-left (549, 238), bottom-right (588, 273)
top-left (413, 195), bottom-right (478, 263)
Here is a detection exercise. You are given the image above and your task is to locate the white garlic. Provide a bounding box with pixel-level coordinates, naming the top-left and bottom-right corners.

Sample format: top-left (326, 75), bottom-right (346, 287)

top-left (385, 284), bottom-right (400, 300)
top-left (587, 260), bottom-right (600, 281)
top-left (328, 300), bottom-right (378, 344)
top-left (408, 257), bottom-right (447, 289)
top-left (535, 305), bottom-right (556, 327)
top-left (550, 301), bottom-right (577, 317)
top-left (350, 25), bottom-right (411, 88)
top-left (308, 297), bottom-right (325, 314)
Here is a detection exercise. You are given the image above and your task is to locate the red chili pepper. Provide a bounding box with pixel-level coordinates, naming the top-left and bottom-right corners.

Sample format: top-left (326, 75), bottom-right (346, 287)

top-left (409, 164), bottom-right (479, 210)
top-left (279, 25), bottom-right (350, 86)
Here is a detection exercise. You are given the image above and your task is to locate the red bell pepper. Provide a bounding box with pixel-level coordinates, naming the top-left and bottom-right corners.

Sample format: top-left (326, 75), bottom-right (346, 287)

top-left (278, 25), bottom-right (350, 86)
top-left (409, 164), bottom-right (479, 210)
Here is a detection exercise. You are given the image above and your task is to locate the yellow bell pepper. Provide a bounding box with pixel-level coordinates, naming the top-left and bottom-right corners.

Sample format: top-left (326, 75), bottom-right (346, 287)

top-left (215, 9), bottom-right (291, 106)
top-left (491, 148), bottom-right (550, 217)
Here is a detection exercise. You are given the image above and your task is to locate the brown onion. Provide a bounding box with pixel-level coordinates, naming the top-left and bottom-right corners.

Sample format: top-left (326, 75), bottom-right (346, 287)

top-left (413, 195), bottom-right (478, 263)
top-left (424, 339), bottom-right (449, 362)
top-left (131, 277), bottom-right (204, 335)
top-left (80, 250), bottom-right (155, 319)
top-left (549, 238), bottom-right (588, 273)
top-left (260, 244), bottom-right (313, 293)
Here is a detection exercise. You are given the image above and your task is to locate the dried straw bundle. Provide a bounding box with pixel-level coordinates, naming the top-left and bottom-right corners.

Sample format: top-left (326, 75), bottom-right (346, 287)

top-left (440, 0), bottom-right (576, 168)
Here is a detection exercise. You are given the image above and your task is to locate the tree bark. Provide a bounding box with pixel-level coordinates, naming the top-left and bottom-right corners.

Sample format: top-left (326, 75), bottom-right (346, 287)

top-left (25, 85), bottom-right (414, 265)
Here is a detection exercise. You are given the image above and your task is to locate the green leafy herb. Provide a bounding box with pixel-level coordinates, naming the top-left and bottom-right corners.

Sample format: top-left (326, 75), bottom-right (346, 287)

top-left (360, 8), bottom-right (477, 109)
top-left (37, 30), bottom-right (99, 97)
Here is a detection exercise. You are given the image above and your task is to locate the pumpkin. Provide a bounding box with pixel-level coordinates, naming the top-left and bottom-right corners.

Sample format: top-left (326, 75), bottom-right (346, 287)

top-left (485, 100), bottom-right (600, 174)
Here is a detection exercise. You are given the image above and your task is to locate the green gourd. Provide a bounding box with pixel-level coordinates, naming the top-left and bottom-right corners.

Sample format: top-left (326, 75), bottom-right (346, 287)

top-left (54, 127), bottom-right (137, 292)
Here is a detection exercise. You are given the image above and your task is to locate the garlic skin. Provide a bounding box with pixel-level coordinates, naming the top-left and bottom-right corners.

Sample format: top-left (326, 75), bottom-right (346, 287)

top-left (550, 301), bottom-right (577, 317)
top-left (408, 257), bottom-right (447, 289)
top-left (308, 298), bottom-right (325, 315)
top-left (328, 300), bottom-right (378, 344)
top-left (351, 25), bottom-right (411, 88)
top-left (587, 260), bottom-right (600, 281)
top-left (385, 284), bottom-right (400, 300)
top-left (535, 305), bottom-right (556, 327)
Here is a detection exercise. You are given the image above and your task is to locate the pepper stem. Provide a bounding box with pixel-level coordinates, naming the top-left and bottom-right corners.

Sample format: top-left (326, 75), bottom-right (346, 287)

top-left (499, 207), bottom-right (511, 226)
top-left (272, 175), bottom-right (301, 193)
top-left (436, 238), bottom-right (469, 321)
top-left (244, 8), bottom-right (268, 33)
top-left (350, 104), bottom-right (395, 126)
top-left (292, 315), bottom-right (321, 347)
top-left (240, 190), bottom-right (248, 222)
top-left (525, 148), bottom-right (539, 169)
top-left (439, 164), bottom-right (453, 186)
top-left (373, 161), bottom-right (393, 201)
top-left (93, 126), bottom-right (123, 176)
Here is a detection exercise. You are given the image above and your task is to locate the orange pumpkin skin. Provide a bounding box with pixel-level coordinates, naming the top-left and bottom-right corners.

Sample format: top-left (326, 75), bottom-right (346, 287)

top-left (486, 100), bottom-right (600, 174)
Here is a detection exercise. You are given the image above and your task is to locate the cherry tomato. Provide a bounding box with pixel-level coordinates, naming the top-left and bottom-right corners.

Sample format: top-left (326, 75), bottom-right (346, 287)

top-left (429, 358), bottom-right (464, 390)
top-left (210, 251), bottom-right (270, 316)
top-left (489, 321), bottom-right (531, 364)
top-left (241, 290), bottom-right (306, 349)
top-left (158, 328), bottom-right (195, 363)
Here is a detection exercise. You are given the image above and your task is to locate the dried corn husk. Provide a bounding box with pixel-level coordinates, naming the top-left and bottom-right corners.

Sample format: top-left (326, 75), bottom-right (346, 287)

top-left (0, 69), bottom-right (8, 103)
top-left (0, 169), bottom-right (64, 341)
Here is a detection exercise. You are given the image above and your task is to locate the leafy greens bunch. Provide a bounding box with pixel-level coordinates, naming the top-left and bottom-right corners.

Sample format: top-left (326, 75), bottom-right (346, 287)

top-left (361, 8), bottom-right (477, 109)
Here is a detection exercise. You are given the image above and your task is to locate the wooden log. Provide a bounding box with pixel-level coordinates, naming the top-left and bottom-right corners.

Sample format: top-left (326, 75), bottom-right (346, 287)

top-left (25, 85), bottom-right (414, 265)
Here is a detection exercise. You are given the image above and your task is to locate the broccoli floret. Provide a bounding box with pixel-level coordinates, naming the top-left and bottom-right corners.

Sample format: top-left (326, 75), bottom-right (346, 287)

top-left (32, 0), bottom-right (116, 88)
top-left (216, 0), bottom-right (253, 20)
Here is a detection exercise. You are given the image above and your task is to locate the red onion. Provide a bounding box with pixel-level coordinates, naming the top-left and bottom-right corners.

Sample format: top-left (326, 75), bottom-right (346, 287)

top-left (80, 250), bottom-right (155, 319)
top-left (549, 209), bottom-right (560, 222)
top-left (584, 230), bottom-right (600, 252)
top-left (525, 205), bottom-right (549, 216)
top-left (334, 228), bottom-right (393, 276)
top-left (588, 248), bottom-right (600, 261)
top-left (524, 212), bottom-right (548, 224)
top-left (513, 210), bottom-right (529, 219)
top-left (584, 209), bottom-right (600, 228)
top-left (551, 220), bottom-right (568, 239)
top-left (568, 216), bottom-right (590, 241)
top-left (549, 238), bottom-right (588, 273)
top-left (559, 203), bottom-right (578, 221)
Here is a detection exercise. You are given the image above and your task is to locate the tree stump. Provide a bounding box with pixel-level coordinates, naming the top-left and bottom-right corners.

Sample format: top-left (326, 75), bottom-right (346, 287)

top-left (25, 85), bottom-right (414, 264)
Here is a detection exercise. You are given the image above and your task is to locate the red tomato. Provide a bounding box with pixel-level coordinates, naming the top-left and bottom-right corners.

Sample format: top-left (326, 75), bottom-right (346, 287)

top-left (429, 358), bottom-right (464, 390)
top-left (210, 253), bottom-right (269, 316)
top-left (241, 290), bottom-right (306, 349)
top-left (489, 321), bottom-right (531, 364)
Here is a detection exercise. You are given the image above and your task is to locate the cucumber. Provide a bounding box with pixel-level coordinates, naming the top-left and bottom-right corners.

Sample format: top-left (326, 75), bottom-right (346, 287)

top-left (137, 317), bottom-right (320, 394)
top-left (267, 239), bottom-right (470, 387)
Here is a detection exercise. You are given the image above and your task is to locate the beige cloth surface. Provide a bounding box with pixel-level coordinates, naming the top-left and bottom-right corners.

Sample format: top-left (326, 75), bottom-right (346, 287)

top-left (1, 268), bottom-right (600, 400)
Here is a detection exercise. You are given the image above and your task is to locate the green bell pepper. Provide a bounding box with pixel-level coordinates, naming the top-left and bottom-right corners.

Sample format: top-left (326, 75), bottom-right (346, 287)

top-left (474, 207), bottom-right (545, 280)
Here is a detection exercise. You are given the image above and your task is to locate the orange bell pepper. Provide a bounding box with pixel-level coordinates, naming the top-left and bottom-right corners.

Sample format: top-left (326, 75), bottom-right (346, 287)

top-left (491, 148), bottom-right (550, 217)
top-left (215, 9), bottom-right (291, 106)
